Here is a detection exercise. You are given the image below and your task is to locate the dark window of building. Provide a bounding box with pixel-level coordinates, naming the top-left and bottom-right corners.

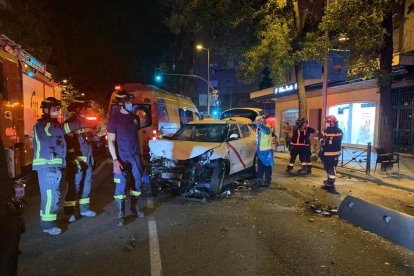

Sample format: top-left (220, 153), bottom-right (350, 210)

top-left (227, 79), bottom-right (234, 88)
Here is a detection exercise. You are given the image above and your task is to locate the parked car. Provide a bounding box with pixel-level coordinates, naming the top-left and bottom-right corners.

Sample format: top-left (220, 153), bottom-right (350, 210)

top-left (148, 118), bottom-right (258, 197)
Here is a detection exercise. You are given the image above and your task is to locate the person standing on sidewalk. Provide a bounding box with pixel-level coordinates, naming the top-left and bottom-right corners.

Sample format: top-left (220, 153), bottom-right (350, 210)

top-left (107, 90), bottom-right (144, 227)
top-left (299, 118), bottom-right (319, 175)
top-left (32, 97), bottom-right (83, 236)
top-left (64, 96), bottom-right (97, 223)
top-left (285, 118), bottom-right (308, 175)
top-left (283, 121), bottom-right (292, 150)
top-left (321, 115), bottom-right (343, 191)
top-left (254, 115), bottom-right (275, 187)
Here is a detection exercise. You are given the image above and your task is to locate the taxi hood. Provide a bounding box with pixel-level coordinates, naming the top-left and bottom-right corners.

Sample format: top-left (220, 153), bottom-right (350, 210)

top-left (149, 139), bottom-right (222, 161)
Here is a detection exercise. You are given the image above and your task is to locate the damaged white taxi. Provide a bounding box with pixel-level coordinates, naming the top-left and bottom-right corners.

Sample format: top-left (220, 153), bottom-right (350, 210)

top-left (148, 118), bottom-right (257, 197)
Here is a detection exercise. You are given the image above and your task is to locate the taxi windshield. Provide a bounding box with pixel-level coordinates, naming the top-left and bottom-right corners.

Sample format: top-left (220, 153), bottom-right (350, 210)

top-left (171, 124), bottom-right (228, 142)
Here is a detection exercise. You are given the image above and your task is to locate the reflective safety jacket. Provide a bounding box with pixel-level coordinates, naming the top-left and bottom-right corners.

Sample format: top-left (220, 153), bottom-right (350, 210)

top-left (290, 127), bottom-right (309, 146)
top-left (32, 117), bottom-right (80, 170)
top-left (322, 126), bottom-right (343, 156)
top-left (64, 115), bottom-right (94, 165)
top-left (257, 124), bottom-right (273, 151)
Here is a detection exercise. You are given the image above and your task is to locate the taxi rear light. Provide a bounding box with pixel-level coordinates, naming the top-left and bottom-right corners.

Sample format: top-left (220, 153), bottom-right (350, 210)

top-left (86, 116), bottom-right (98, 121)
top-left (152, 130), bottom-right (157, 134)
top-left (115, 85), bottom-right (121, 90)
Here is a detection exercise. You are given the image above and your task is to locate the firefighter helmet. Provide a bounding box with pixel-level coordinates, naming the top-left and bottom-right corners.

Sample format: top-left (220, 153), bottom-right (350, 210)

top-left (301, 117), bottom-right (309, 124)
top-left (296, 118), bottom-right (304, 127)
top-left (40, 97), bottom-right (61, 109)
top-left (114, 90), bottom-right (134, 105)
top-left (67, 96), bottom-right (90, 112)
top-left (326, 115), bottom-right (338, 126)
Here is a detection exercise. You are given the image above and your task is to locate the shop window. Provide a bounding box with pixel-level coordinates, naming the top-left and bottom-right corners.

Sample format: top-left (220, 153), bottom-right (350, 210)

top-left (328, 102), bottom-right (376, 145)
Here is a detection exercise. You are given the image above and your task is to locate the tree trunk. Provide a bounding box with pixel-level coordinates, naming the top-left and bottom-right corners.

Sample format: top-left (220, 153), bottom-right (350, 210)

top-left (295, 62), bottom-right (307, 118)
top-left (379, 10), bottom-right (394, 153)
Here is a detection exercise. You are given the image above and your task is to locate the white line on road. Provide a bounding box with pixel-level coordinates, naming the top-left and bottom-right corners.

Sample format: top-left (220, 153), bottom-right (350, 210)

top-left (147, 198), bottom-right (162, 276)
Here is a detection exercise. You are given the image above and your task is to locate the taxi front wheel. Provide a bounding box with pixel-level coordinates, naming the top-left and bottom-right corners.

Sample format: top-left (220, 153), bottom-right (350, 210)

top-left (209, 160), bottom-right (228, 196)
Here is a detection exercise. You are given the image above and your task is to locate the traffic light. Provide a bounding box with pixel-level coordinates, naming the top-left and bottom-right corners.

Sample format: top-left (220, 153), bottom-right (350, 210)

top-left (154, 68), bottom-right (163, 83)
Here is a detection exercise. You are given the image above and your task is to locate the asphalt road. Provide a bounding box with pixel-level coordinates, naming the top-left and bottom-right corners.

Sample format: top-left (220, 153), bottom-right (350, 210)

top-left (18, 159), bottom-right (414, 275)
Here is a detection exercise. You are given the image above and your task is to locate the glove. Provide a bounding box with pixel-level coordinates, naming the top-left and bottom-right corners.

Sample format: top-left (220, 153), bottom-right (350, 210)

top-left (113, 159), bottom-right (123, 174)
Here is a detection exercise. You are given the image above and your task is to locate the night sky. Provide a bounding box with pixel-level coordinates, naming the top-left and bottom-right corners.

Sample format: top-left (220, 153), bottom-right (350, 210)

top-left (1, 0), bottom-right (174, 106)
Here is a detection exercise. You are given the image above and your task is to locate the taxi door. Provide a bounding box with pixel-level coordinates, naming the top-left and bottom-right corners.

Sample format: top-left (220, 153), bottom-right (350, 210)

top-left (226, 124), bottom-right (247, 174)
top-left (239, 124), bottom-right (256, 168)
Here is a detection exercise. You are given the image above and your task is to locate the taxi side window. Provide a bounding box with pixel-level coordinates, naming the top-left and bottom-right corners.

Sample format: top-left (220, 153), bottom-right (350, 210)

top-left (179, 109), bottom-right (194, 127)
top-left (228, 124), bottom-right (240, 140)
top-left (239, 124), bottom-right (250, 138)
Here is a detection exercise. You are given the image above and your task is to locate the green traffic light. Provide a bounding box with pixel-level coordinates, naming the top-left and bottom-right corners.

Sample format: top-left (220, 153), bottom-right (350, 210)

top-left (155, 75), bottom-right (162, 82)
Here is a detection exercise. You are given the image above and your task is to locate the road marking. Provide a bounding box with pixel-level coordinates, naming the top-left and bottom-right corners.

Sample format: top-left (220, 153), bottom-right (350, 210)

top-left (92, 158), bottom-right (111, 176)
top-left (147, 198), bottom-right (162, 276)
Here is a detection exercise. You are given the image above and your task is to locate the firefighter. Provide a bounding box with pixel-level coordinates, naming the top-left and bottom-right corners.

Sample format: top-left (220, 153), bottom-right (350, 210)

top-left (321, 115), bottom-right (343, 191)
top-left (254, 114), bottom-right (275, 187)
top-left (64, 96), bottom-right (97, 222)
top-left (32, 97), bottom-right (83, 235)
top-left (300, 118), bottom-right (319, 175)
top-left (107, 90), bottom-right (144, 227)
top-left (285, 118), bottom-right (308, 175)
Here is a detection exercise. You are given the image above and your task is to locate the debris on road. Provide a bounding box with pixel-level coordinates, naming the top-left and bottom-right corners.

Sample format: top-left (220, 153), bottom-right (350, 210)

top-left (305, 202), bottom-right (338, 217)
top-left (125, 234), bottom-right (137, 252)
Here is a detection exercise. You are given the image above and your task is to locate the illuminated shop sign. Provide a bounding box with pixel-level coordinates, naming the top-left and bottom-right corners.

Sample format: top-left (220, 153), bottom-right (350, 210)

top-left (274, 83), bottom-right (298, 95)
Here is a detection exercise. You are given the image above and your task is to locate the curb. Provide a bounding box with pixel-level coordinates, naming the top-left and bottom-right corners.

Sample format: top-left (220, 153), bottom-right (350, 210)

top-left (274, 156), bottom-right (414, 193)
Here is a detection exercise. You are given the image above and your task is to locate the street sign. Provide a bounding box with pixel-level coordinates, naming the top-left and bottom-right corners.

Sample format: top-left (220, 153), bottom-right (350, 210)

top-left (215, 99), bottom-right (221, 106)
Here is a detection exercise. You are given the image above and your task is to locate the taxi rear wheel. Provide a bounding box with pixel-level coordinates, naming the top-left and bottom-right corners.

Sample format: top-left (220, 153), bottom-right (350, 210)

top-left (209, 160), bottom-right (228, 195)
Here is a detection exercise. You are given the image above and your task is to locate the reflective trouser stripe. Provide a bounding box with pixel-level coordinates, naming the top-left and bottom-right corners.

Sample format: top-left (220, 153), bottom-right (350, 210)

top-left (114, 178), bottom-right (121, 184)
top-left (324, 151), bottom-right (341, 156)
top-left (130, 190), bottom-right (141, 196)
top-left (77, 156), bottom-right (88, 162)
top-left (78, 198), bottom-right (90, 205)
top-left (41, 189), bottom-right (56, 222)
top-left (64, 123), bottom-right (71, 134)
top-left (306, 162), bottom-right (312, 165)
top-left (114, 195), bottom-right (126, 200)
top-left (64, 200), bottom-right (76, 207)
top-left (328, 175), bottom-right (336, 179)
top-left (301, 162), bottom-right (306, 166)
top-left (288, 163), bottom-right (294, 167)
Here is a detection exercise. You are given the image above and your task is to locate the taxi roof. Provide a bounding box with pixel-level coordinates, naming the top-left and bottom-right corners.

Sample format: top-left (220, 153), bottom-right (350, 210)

top-left (188, 118), bottom-right (248, 125)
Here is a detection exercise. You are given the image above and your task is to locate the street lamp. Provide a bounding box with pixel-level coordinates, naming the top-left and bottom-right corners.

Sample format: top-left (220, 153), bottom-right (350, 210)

top-left (196, 44), bottom-right (211, 114)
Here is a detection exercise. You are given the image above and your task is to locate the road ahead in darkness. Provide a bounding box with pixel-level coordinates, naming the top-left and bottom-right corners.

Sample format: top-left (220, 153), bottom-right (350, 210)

top-left (18, 160), bottom-right (414, 276)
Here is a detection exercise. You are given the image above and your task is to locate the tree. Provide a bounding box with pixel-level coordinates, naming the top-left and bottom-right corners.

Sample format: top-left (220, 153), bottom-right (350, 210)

top-left (318, 0), bottom-right (405, 152)
top-left (167, 0), bottom-right (326, 118)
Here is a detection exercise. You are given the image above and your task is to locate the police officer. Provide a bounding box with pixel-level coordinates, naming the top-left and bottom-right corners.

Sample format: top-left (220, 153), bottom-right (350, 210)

top-left (321, 115), bottom-right (343, 191)
top-left (254, 115), bottom-right (275, 187)
top-left (32, 97), bottom-right (82, 235)
top-left (286, 118), bottom-right (308, 175)
top-left (64, 96), bottom-right (97, 222)
top-left (107, 90), bottom-right (144, 227)
top-left (300, 118), bottom-right (319, 175)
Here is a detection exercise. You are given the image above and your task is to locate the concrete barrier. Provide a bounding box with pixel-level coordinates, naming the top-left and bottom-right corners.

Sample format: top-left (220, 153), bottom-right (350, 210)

top-left (338, 195), bottom-right (414, 252)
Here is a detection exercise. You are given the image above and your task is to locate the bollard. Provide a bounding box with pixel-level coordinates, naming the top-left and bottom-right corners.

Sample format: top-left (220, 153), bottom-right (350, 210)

top-left (366, 142), bottom-right (371, 175)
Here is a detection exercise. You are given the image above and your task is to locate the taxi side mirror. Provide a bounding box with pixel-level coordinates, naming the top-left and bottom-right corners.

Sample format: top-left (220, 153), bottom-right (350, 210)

top-left (228, 133), bottom-right (239, 141)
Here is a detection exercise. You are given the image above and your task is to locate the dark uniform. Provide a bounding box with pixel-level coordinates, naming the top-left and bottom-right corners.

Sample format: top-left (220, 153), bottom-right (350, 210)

top-left (64, 97), bottom-right (97, 221)
top-left (302, 119), bottom-right (317, 174)
top-left (286, 118), bottom-right (308, 174)
top-left (321, 115), bottom-right (343, 190)
top-left (107, 90), bottom-right (144, 227)
top-left (0, 137), bottom-right (24, 275)
top-left (32, 97), bottom-right (80, 235)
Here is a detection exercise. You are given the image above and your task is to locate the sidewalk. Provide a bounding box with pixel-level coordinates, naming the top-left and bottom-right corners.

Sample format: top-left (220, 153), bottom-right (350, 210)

top-left (274, 148), bottom-right (414, 194)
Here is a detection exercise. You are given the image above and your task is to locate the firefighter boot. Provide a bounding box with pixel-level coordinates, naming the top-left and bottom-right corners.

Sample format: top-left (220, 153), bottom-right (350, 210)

top-left (80, 204), bottom-right (97, 218)
top-left (115, 199), bottom-right (125, 227)
top-left (307, 165), bottom-right (312, 174)
top-left (130, 196), bottom-right (145, 218)
top-left (297, 165), bottom-right (308, 175)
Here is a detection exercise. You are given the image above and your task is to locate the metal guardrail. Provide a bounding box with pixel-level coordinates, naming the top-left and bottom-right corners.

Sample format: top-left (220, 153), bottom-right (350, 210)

top-left (311, 142), bottom-right (372, 175)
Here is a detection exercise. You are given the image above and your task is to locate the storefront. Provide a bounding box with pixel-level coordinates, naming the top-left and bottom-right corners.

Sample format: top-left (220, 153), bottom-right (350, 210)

top-left (250, 79), bottom-right (380, 148)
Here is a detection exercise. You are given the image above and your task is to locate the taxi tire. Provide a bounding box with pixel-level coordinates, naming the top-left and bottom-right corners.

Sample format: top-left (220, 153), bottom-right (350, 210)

top-left (210, 160), bottom-right (228, 196)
